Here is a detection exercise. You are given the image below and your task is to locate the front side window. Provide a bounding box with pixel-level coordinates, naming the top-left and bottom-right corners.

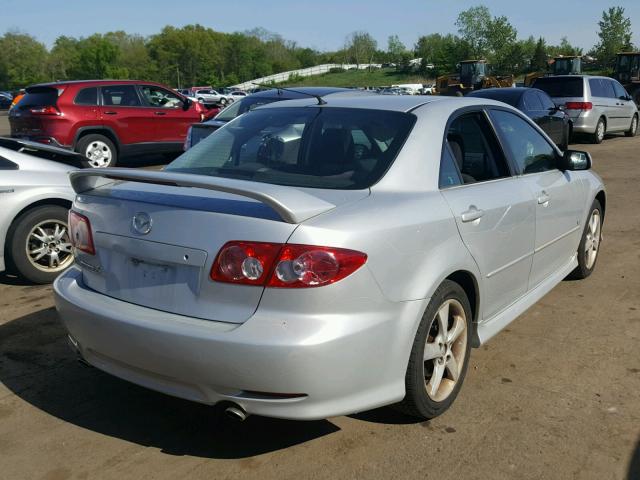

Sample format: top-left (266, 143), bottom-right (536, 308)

top-left (445, 112), bottom-right (510, 184)
top-left (140, 85), bottom-right (183, 108)
top-left (166, 107), bottom-right (416, 190)
top-left (490, 109), bottom-right (557, 174)
top-left (101, 85), bottom-right (141, 107)
top-left (74, 87), bottom-right (98, 106)
top-left (612, 81), bottom-right (628, 99)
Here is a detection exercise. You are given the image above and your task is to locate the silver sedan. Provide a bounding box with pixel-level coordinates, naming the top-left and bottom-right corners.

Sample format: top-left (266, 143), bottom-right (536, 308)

top-left (54, 95), bottom-right (605, 421)
top-left (0, 139), bottom-right (77, 283)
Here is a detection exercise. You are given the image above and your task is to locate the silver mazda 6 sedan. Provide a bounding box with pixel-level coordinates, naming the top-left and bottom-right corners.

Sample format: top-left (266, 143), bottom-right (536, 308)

top-left (54, 95), bottom-right (605, 421)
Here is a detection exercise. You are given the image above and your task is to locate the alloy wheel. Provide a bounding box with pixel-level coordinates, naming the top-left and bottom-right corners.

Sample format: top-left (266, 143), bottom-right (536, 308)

top-left (26, 220), bottom-right (73, 273)
top-left (584, 209), bottom-right (601, 269)
top-left (423, 299), bottom-right (468, 402)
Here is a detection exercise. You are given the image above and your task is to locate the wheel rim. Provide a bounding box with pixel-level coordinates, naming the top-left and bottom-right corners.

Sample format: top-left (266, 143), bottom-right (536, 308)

top-left (597, 122), bottom-right (605, 142)
top-left (584, 210), bottom-right (601, 269)
top-left (84, 141), bottom-right (112, 168)
top-left (632, 117), bottom-right (638, 135)
top-left (26, 220), bottom-right (73, 273)
top-left (423, 299), bottom-right (468, 402)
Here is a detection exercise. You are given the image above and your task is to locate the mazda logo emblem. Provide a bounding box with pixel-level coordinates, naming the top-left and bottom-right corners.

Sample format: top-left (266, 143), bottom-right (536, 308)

top-left (132, 212), bottom-right (152, 235)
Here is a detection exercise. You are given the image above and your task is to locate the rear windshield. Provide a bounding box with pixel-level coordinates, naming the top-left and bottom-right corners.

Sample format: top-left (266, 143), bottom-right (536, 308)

top-left (167, 106), bottom-right (416, 190)
top-left (16, 87), bottom-right (59, 109)
top-left (532, 77), bottom-right (584, 98)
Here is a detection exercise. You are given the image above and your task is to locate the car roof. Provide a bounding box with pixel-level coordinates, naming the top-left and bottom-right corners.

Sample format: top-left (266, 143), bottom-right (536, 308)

top-left (256, 94), bottom-right (509, 113)
top-left (467, 87), bottom-right (532, 105)
top-left (248, 87), bottom-right (357, 99)
top-left (27, 79), bottom-right (169, 89)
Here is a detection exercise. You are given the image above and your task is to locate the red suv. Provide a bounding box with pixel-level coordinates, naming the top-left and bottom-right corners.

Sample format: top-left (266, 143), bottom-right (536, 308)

top-left (9, 80), bottom-right (207, 168)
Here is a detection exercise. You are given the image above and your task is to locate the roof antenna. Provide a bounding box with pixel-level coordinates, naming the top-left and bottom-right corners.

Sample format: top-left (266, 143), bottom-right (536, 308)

top-left (252, 83), bottom-right (327, 105)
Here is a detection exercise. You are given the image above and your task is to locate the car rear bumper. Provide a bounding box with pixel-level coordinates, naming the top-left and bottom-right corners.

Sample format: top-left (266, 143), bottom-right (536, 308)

top-left (54, 267), bottom-right (427, 420)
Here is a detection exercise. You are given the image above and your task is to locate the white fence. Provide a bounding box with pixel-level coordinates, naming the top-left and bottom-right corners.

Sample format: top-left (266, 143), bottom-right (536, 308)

top-left (230, 63), bottom-right (383, 91)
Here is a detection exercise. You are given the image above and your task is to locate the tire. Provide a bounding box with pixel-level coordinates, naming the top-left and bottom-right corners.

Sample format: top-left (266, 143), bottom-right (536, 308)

top-left (559, 125), bottom-right (569, 151)
top-left (76, 134), bottom-right (117, 168)
top-left (569, 199), bottom-right (603, 280)
top-left (591, 118), bottom-right (606, 144)
top-left (395, 280), bottom-right (473, 419)
top-left (7, 205), bottom-right (73, 284)
top-left (219, 98), bottom-right (227, 106)
top-left (625, 114), bottom-right (638, 137)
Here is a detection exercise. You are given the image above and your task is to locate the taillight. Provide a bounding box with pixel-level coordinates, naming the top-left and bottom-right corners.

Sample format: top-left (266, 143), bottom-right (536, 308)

top-left (68, 211), bottom-right (95, 255)
top-left (268, 245), bottom-right (367, 288)
top-left (29, 105), bottom-right (60, 115)
top-left (565, 102), bottom-right (592, 110)
top-left (210, 242), bottom-right (367, 288)
top-left (211, 242), bottom-right (282, 286)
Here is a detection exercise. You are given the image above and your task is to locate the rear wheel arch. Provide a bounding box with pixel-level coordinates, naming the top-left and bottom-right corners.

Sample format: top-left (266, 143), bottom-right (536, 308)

top-left (595, 190), bottom-right (606, 220)
top-left (445, 271), bottom-right (479, 330)
top-left (74, 127), bottom-right (121, 153)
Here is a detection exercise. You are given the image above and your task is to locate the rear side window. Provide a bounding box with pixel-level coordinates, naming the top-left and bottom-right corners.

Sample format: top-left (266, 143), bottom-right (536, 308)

top-left (445, 112), bottom-right (510, 184)
top-left (16, 87), bottom-right (59, 110)
top-left (533, 77), bottom-right (584, 97)
top-left (101, 85), bottom-right (141, 107)
top-left (537, 91), bottom-right (555, 110)
top-left (0, 156), bottom-right (18, 170)
top-left (523, 91), bottom-right (543, 111)
top-left (74, 87), bottom-right (98, 105)
top-left (490, 110), bottom-right (557, 174)
top-left (167, 107), bottom-right (416, 190)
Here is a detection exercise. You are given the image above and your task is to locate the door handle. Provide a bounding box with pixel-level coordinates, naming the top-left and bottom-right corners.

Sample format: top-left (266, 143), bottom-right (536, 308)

top-left (103, 111), bottom-right (117, 115)
top-left (537, 191), bottom-right (550, 205)
top-left (461, 206), bottom-right (484, 223)
top-left (154, 111), bottom-right (167, 116)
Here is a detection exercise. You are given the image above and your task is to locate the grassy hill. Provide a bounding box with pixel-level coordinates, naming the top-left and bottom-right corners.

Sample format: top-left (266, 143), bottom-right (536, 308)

top-left (277, 67), bottom-right (434, 88)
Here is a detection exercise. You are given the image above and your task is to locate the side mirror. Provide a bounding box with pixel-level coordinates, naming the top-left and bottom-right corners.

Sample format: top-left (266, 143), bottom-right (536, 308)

top-left (182, 98), bottom-right (191, 110)
top-left (560, 150), bottom-right (592, 171)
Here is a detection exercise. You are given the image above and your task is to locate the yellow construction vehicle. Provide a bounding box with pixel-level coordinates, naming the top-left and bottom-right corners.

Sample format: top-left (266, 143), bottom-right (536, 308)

top-left (613, 52), bottom-right (640, 107)
top-left (524, 55), bottom-right (582, 87)
top-left (435, 60), bottom-right (514, 96)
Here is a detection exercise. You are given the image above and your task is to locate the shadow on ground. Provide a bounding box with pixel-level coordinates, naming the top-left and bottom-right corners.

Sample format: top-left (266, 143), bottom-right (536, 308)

top-left (0, 307), bottom-right (340, 458)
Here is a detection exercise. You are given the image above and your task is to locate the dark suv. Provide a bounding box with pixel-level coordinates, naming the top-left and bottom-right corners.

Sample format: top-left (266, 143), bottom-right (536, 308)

top-left (9, 80), bottom-right (207, 168)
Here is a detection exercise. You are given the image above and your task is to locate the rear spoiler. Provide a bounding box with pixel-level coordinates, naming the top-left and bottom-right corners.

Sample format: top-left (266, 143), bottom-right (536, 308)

top-left (69, 168), bottom-right (335, 224)
top-left (0, 137), bottom-right (84, 167)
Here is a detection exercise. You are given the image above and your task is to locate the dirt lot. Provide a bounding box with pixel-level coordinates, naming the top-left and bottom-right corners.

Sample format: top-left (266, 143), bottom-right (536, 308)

top-left (1, 112), bottom-right (639, 480)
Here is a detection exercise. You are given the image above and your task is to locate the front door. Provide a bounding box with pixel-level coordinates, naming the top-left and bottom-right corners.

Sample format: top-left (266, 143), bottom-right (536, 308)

top-left (489, 109), bottom-right (586, 288)
top-left (138, 85), bottom-right (196, 145)
top-left (99, 84), bottom-right (154, 145)
top-left (440, 110), bottom-right (536, 320)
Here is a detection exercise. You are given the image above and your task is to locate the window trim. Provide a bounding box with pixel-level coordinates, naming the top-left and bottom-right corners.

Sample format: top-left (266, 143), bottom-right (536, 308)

top-left (438, 106), bottom-right (516, 191)
top-left (99, 84), bottom-right (144, 109)
top-left (486, 106), bottom-right (563, 177)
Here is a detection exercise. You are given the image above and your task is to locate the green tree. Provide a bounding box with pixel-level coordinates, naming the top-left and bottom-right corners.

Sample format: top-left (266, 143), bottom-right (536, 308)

top-left (345, 31), bottom-right (377, 67)
top-left (387, 35), bottom-right (406, 65)
top-left (47, 36), bottom-right (81, 81)
top-left (455, 5), bottom-right (491, 59)
top-left (531, 37), bottom-right (548, 71)
top-left (0, 32), bottom-right (48, 89)
top-left (415, 33), bottom-right (468, 76)
top-left (485, 15), bottom-right (518, 72)
top-left (594, 6), bottom-right (633, 67)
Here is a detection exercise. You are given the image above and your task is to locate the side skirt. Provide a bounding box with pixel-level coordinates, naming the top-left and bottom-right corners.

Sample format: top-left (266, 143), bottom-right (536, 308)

top-left (475, 254), bottom-right (578, 346)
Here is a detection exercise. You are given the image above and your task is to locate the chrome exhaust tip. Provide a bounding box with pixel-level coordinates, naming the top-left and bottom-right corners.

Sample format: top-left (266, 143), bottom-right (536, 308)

top-left (225, 405), bottom-right (248, 422)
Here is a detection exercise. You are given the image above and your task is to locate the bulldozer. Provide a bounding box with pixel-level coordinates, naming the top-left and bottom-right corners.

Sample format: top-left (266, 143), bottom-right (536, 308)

top-left (524, 55), bottom-right (582, 87)
top-left (435, 60), bottom-right (514, 96)
top-left (613, 52), bottom-right (640, 107)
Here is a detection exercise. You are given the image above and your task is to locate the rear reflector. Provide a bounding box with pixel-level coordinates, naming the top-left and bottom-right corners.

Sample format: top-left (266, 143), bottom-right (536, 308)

top-left (68, 211), bottom-right (95, 255)
top-left (565, 102), bottom-right (592, 110)
top-left (211, 241), bottom-right (367, 288)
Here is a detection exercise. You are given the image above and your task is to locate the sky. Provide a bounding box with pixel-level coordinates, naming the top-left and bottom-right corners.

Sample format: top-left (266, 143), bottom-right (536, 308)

top-left (1, 0), bottom-right (639, 52)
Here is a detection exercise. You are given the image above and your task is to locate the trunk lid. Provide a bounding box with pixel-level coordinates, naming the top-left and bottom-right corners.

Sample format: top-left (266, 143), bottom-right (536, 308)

top-left (70, 169), bottom-right (367, 323)
top-left (8, 86), bottom-right (62, 137)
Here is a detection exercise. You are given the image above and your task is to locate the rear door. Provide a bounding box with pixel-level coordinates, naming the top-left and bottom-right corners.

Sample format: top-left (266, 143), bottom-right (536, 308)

top-left (99, 84), bottom-right (154, 145)
top-left (536, 91), bottom-right (565, 144)
top-left (138, 84), bottom-right (198, 144)
top-left (440, 110), bottom-right (536, 320)
top-left (589, 78), bottom-right (619, 130)
top-left (489, 108), bottom-right (585, 288)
